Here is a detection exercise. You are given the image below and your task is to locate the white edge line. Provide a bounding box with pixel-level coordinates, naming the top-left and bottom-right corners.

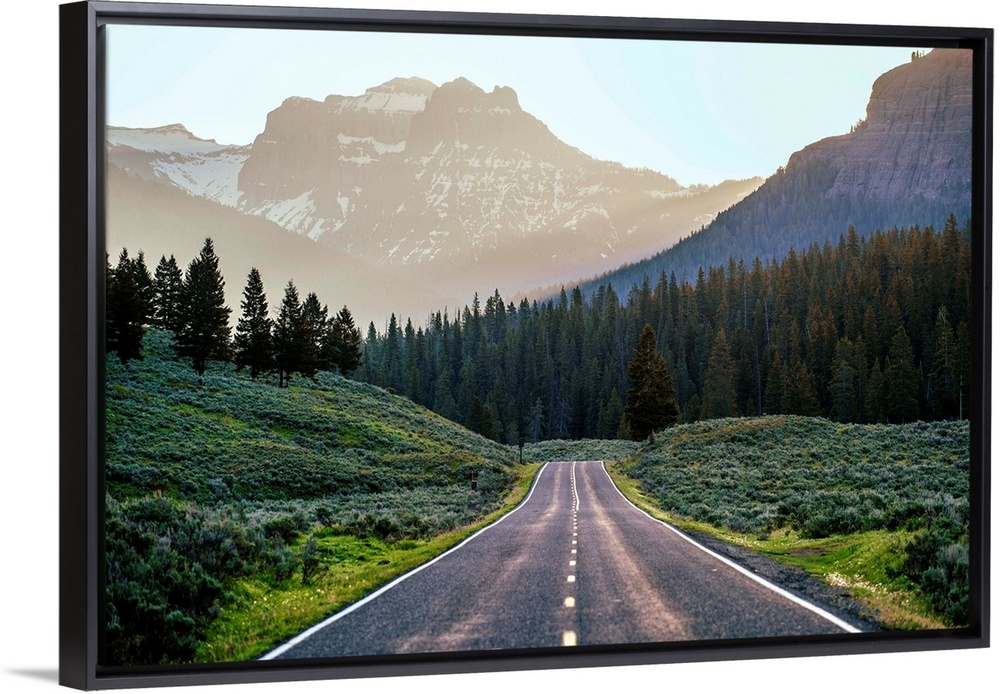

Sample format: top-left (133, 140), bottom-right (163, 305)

top-left (258, 462), bottom-right (552, 660)
top-left (598, 461), bottom-right (862, 634)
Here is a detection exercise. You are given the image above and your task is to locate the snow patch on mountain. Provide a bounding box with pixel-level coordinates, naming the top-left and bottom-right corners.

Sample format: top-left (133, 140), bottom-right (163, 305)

top-left (107, 125), bottom-right (248, 206)
top-left (107, 124), bottom-right (242, 154)
top-left (243, 190), bottom-right (325, 238)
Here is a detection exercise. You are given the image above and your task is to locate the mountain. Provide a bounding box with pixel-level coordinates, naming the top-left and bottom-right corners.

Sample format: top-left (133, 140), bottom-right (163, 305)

top-left (106, 76), bottom-right (760, 322)
top-left (106, 123), bottom-right (249, 206)
top-left (105, 166), bottom-right (457, 331)
top-left (577, 48), bottom-right (973, 295)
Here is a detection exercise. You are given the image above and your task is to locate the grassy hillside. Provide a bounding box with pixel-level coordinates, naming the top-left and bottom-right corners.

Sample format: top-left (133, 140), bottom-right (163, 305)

top-left (611, 416), bottom-right (970, 629)
top-left (104, 329), bottom-right (525, 666)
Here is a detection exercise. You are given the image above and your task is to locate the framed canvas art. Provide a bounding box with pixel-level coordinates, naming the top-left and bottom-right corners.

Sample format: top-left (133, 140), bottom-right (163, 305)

top-left (59, 1), bottom-right (991, 689)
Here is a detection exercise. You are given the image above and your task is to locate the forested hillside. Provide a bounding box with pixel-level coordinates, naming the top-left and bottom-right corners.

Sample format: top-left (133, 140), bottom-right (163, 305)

top-left (359, 215), bottom-right (971, 441)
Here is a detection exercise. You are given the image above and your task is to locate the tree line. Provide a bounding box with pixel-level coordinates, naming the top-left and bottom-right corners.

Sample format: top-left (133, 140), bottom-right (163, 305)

top-left (359, 215), bottom-right (972, 442)
top-left (106, 238), bottom-right (362, 384)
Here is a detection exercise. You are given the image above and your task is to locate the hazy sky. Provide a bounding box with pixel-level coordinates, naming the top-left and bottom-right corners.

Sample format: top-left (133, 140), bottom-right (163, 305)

top-left (105, 24), bottom-right (922, 186)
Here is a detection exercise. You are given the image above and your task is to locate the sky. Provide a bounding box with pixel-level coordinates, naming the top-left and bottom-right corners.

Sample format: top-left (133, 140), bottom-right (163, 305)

top-left (105, 24), bottom-right (922, 186)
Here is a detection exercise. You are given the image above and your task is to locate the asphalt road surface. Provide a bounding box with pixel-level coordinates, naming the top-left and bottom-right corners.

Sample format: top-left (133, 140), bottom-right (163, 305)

top-left (263, 461), bottom-right (858, 660)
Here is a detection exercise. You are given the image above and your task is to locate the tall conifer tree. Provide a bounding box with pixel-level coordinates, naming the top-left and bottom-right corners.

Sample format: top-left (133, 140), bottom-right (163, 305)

top-left (106, 248), bottom-right (147, 364)
top-left (624, 323), bottom-right (680, 439)
top-left (702, 326), bottom-right (737, 419)
top-left (273, 280), bottom-right (304, 387)
top-left (152, 254), bottom-right (184, 332)
top-left (884, 325), bottom-right (921, 422)
top-left (327, 305), bottom-right (362, 375)
top-left (175, 238), bottom-right (232, 377)
top-left (233, 268), bottom-right (274, 380)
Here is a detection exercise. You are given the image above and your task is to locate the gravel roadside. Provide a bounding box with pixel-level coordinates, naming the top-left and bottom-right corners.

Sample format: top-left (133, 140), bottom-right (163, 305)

top-left (678, 527), bottom-right (884, 632)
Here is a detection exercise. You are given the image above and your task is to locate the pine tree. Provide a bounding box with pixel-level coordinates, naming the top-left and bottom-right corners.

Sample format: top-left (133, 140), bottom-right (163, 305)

top-left (468, 396), bottom-right (498, 441)
top-left (525, 397), bottom-right (545, 443)
top-left (174, 239), bottom-right (232, 377)
top-left (597, 389), bottom-right (626, 439)
top-left (106, 248), bottom-right (147, 364)
top-left (783, 359), bottom-right (821, 416)
top-left (233, 268), bottom-right (274, 380)
top-left (930, 306), bottom-right (957, 417)
top-left (884, 325), bottom-right (920, 423)
top-left (702, 326), bottom-right (737, 419)
top-left (828, 338), bottom-right (858, 422)
top-left (152, 254), bottom-right (184, 332)
top-left (323, 305), bottom-right (362, 375)
top-left (132, 251), bottom-right (154, 325)
top-left (624, 323), bottom-right (680, 439)
top-left (299, 292), bottom-right (327, 379)
top-left (273, 280), bottom-right (305, 387)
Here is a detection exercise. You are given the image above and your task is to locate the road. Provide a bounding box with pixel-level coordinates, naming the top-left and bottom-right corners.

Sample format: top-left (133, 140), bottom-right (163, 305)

top-left (262, 461), bottom-right (858, 660)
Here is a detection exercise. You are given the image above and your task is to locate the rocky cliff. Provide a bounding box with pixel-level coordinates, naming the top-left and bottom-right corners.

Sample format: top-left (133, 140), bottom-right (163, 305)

top-left (579, 48), bottom-right (974, 298)
top-left (791, 48), bottom-right (972, 210)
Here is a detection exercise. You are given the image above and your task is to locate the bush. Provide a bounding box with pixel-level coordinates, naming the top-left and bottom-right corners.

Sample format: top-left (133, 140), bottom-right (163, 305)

top-left (263, 516), bottom-right (300, 544)
top-left (899, 513), bottom-right (970, 625)
top-left (301, 536), bottom-right (321, 584)
top-left (104, 499), bottom-right (225, 665)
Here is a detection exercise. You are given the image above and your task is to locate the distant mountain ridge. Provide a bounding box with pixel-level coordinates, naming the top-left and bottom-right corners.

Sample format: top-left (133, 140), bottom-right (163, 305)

top-left (106, 76), bottom-right (761, 313)
top-left (577, 48), bottom-right (973, 297)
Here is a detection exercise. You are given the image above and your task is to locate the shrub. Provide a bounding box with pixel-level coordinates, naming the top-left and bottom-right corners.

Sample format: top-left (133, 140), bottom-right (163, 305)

top-left (263, 516), bottom-right (299, 544)
top-left (301, 536), bottom-right (321, 584)
top-left (899, 513), bottom-right (970, 625)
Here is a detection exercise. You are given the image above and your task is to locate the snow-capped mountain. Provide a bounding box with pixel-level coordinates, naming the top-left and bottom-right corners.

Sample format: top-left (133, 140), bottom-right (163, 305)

top-left (106, 76), bottom-right (761, 320)
top-left (106, 124), bottom-right (249, 206)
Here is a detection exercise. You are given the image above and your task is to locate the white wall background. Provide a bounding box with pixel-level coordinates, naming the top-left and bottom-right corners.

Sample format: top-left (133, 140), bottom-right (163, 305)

top-left (2, 2), bottom-right (993, 693)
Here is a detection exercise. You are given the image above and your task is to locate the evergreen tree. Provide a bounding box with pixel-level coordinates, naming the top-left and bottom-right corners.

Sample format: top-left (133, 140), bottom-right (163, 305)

top-left (930, 306), bottom-right (957, 417)
top-left (106, 248), bottom-right (147, 364)
top-left (525, 397), bottom-right (545, 443)
top-left (865, 360), bottom-right (886, 423)
top-left (152, 254), bottom-right (184, 332)
top-left (174, 239), bottom-right (232, 377)
top-left (702, 326), bottom-right (737, 419)
top-left (884, 325), bottom-right (920, 423)
top-left (783, 360), bottom-right (821, 416)
top-left (762, 349), bottom-right (786, 415)
top-left (325, 305), bottom-right (362, 375)
top-left (468, 396), bottom-right (498, 441)
top-left (596, 389), bottom-right (626, 439)
top-left (828, 338), bottom-right (858, 422)
top-left (233, 268), bottom-right (274, 380)
top-left (132, 251), bottom-right (154, 324)
top-left (624, 323), bottom-right (680, 439)
top-left (272, 281), bottom-right (305, 387)
top-left (299, 292), bottom-right (327, 379)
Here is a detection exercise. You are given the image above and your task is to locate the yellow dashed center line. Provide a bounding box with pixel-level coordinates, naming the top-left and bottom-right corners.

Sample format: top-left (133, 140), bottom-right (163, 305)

top-left (562, 630), bottom-right (577, 647)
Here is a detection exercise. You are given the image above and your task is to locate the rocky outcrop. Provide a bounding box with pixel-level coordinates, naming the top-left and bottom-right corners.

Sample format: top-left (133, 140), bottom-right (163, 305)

top-left (237, 77), bottom-right (435, 208)
top-left (790, 48), bottom-right (972, 209)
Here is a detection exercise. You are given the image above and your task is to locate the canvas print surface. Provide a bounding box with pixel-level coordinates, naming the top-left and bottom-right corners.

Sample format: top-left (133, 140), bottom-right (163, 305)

top-left (101, 23), bottom-right (973, 667)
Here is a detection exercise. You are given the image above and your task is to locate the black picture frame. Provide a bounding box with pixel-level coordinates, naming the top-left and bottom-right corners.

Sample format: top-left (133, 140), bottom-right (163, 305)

top-left (59, 1), bottom-right (992, 690)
